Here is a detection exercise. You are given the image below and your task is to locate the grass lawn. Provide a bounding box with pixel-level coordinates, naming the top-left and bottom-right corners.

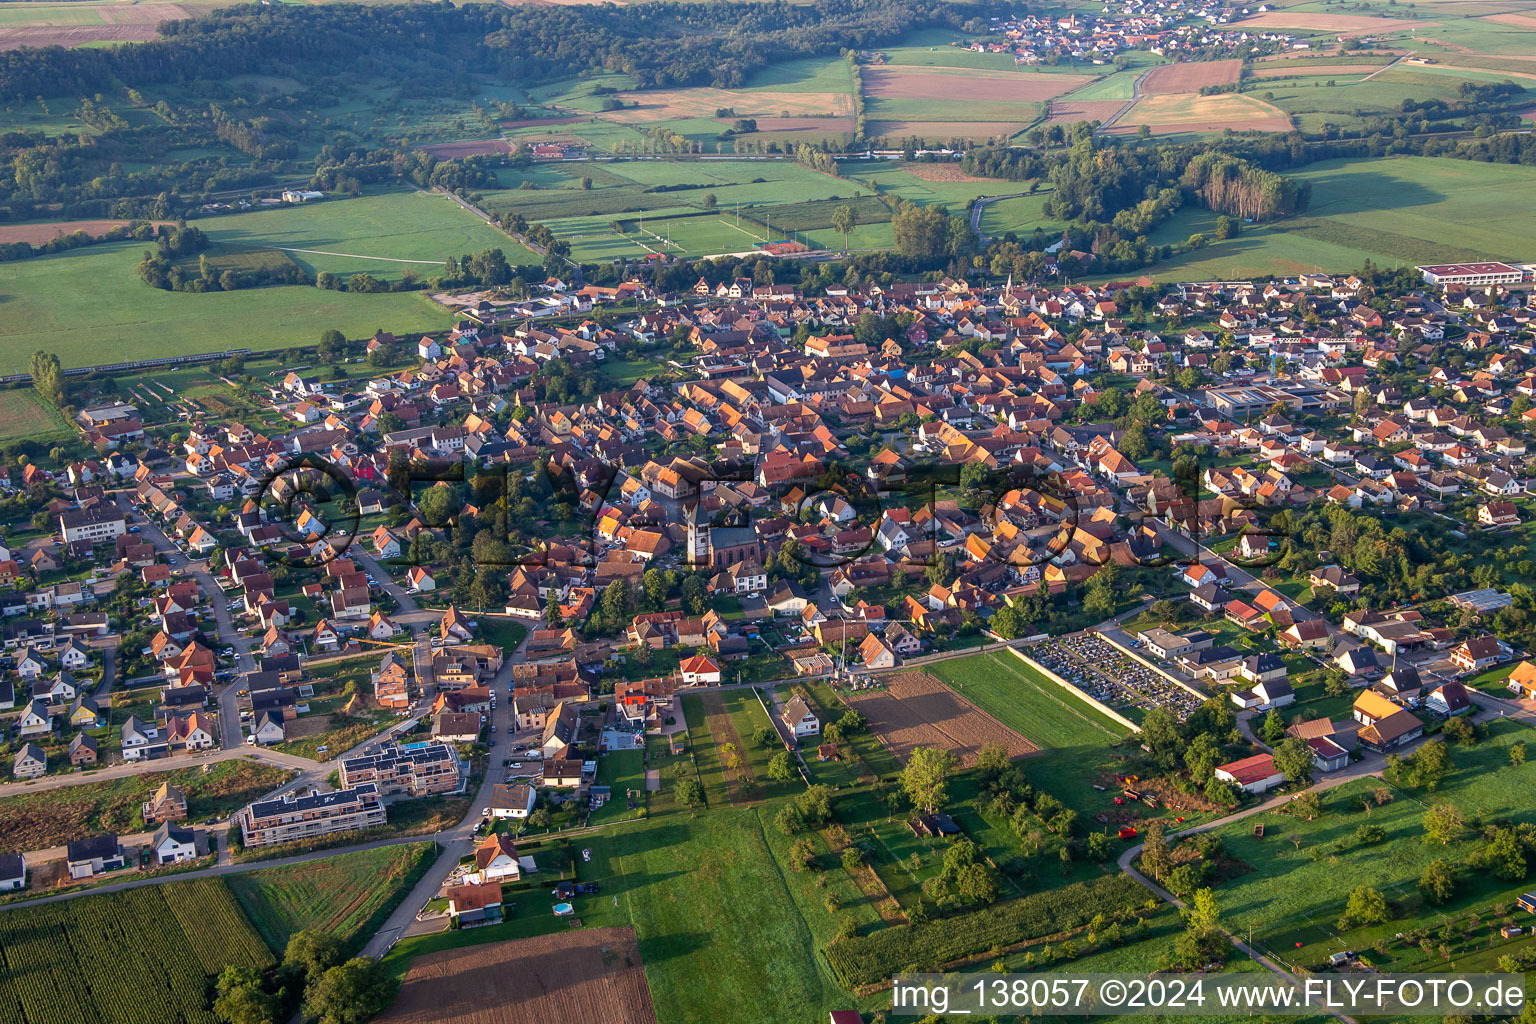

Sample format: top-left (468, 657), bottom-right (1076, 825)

top-left (476, 616), bottom-right (528, 656)
top-left (926, 650), bottom-right (1132, 748)
top-left (0, 240), bottom-right (451, 370)
top-left (228, 842), bottom-right (436, 954)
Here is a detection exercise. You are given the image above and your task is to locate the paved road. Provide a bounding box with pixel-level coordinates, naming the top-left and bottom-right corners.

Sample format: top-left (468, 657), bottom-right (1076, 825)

top-left (0, 746), bottom-right (317, 799)
top-left (116, 492), bottom-right (255, 748)
top-left (1095, 67), bottom-right (1148, 133)
top-left (358, 627), bottom-right (533, 958)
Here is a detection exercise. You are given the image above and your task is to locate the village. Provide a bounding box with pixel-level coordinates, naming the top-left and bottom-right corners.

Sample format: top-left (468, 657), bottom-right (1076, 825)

top-left (5, 254), bottom-right (1536, 1022)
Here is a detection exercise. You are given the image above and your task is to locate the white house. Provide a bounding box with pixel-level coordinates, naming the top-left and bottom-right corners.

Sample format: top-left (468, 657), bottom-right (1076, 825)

top-left (780, 696), bottom-right (820, 740)
top-left (151, 822), bottom-right (198, 865)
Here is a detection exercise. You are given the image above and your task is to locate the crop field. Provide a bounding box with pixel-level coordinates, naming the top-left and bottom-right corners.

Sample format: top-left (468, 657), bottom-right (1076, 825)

top-left (605, 87), bottom-right (852, 123)
top-left (1204, 721), bottom-right (1536, 969)
top-left (1140, 59), bottom-right (1243, 95)
top-left (0, 760), bottom-right (292, 854)
top-left (861, 66), bottom-right (1091, 102)
top-left (378, 928), bottom-right (657, 1024)
top-left (1106, 92), bottom-right (1293, 134)
top-left (1046, 98), bottom-right (1128, 124)
top-left (843, 670), bottom-right (1038, 766)
top-left (925, 651), bottom-right (1131, 750)
top-left (0, 388), bottom-right (73, 444)
top-left (1248, 63), bottom-right (1388, 79)
top-left (1140, 156), bottom-right (1536, 280)
top-left (1224, 11), bottom-right (1439, 32)
top-left (0, 879), bottom-right (273, 1024)
top-left (228, 842), bottom-right (436, 954)
top-left (870, 118), bottom-right (1031, 139)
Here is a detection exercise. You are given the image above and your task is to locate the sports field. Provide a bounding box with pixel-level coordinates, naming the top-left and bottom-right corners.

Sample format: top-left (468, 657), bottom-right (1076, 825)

top-left (924, 650), bottom-right (1131, 749)
top-left (1140, 156), bottom-right (1536, 280)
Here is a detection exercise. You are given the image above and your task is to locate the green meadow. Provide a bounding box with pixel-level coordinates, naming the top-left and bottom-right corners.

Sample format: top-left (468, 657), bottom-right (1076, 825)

top-left (1140, 155), bottom-right (1536, 281)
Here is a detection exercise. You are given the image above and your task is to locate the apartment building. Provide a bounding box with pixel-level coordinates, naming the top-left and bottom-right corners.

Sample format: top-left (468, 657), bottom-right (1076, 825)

top-left (237, 784), bottom-right (385, 847)
top-left (337, 741), bottom-right (461, 797)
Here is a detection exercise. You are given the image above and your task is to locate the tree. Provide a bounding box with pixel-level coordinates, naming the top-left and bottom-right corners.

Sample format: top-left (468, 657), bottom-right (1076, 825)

top-left (1259, 708), bottom-right (1287, 743)
top-left (213, 965), bottom-right (279, 1024)
top-left (680, 574), bottom-right (707, 616)
top-left (702, 192), bottom-right (717, 210)
top-left (1485, 828), bottom-right (1528, 881)
top-left (976, 742), bottom-right (1011, 781)
top-left (890, 201), bottom-right (951, 263)
top-left (303, 957), bottom-right (398, 1024)
top-left (1418, 858), bottom-right (1458, 904)
top-left (675, 777), bottom-right (705, 808)
top-left (318, 328), bottom-right (346, 361)
top-left (642, 567), bottom-right (668, 609)
top-left (1512, 741), bottom-right (1527, 768)
top-left (29, 350), bottom-right (63, 408)
top-left (284, 930), bottom-right (342, 981)
top-left (1422, 802), bottom-right (1468, 845)
top-left (415, 484), bottom-right (458, 527)
top-left (902, 745), bottom-right (959, 814)
top-left (752, 725), bottom-right (778, 749)
top-left (830, 204), bottom-right (858, 252)
top-left (1140, 818), bottom-right (1172, 882)
top-left (767, 750), bottom-right (797, 782)
top-left (1272, 737), bottom-right (1314, 784)
top-left (600, 579), bottom-right (632, 623)
top-left (1337, 885), bottom-right (1390, 930)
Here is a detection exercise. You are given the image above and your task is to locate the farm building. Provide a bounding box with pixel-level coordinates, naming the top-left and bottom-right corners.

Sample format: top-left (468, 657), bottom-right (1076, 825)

top-left (1213, 753), bottom-right (1285, 795)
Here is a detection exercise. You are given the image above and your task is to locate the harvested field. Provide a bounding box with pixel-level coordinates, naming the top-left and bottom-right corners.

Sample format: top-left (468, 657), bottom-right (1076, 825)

top-left (0, 219), bottom-right (172, 245)
top-left (1105, 92), bottom-right (1292, 134)
top-left (862, 65), bottom-right (1089, 102)
top-left (1522, 106), bottom-right (1536, 122)
top-left (844, 670), bottom-right (1037, 767)
top-left (868, 119), bottom-right (1026, 139)
top-left (1225, 12), bottom-right (1438, 32)
top-left (1045, 98), bottom-right (1126, 124)
top-left (1247, 63), bottom-right (1386, 78)
top-left (420, 138), bottom-right (513, 158)
top-left (606, 88), bottom-right (851, 122)
top-left (377, 927), bottom-right (657, 1024)
top-left (900, 161), bottom-right (1007, 183)
top-left (1483, 12), bottom-right (1536, 28)
top-left (735, 115), bottom-right (856, 133)
top-left (1140, 59), bottom-right (1242, 95)
top-left (95, 3), bottom-right (189, 23)
top-left (0, 24), bottom-right (157, 47)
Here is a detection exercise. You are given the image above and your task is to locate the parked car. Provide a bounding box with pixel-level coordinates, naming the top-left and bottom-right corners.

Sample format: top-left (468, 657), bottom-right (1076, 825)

top-left (575, 882), bottom-right (600, 894)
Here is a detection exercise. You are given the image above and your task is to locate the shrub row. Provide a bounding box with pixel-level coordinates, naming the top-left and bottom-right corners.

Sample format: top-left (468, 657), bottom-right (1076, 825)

top-left (824, 873), bottom-right (1149, 989)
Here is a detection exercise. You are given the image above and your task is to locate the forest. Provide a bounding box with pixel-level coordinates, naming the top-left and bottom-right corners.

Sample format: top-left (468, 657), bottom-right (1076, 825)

top-left (0, 0), bottom-right (980, 101)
